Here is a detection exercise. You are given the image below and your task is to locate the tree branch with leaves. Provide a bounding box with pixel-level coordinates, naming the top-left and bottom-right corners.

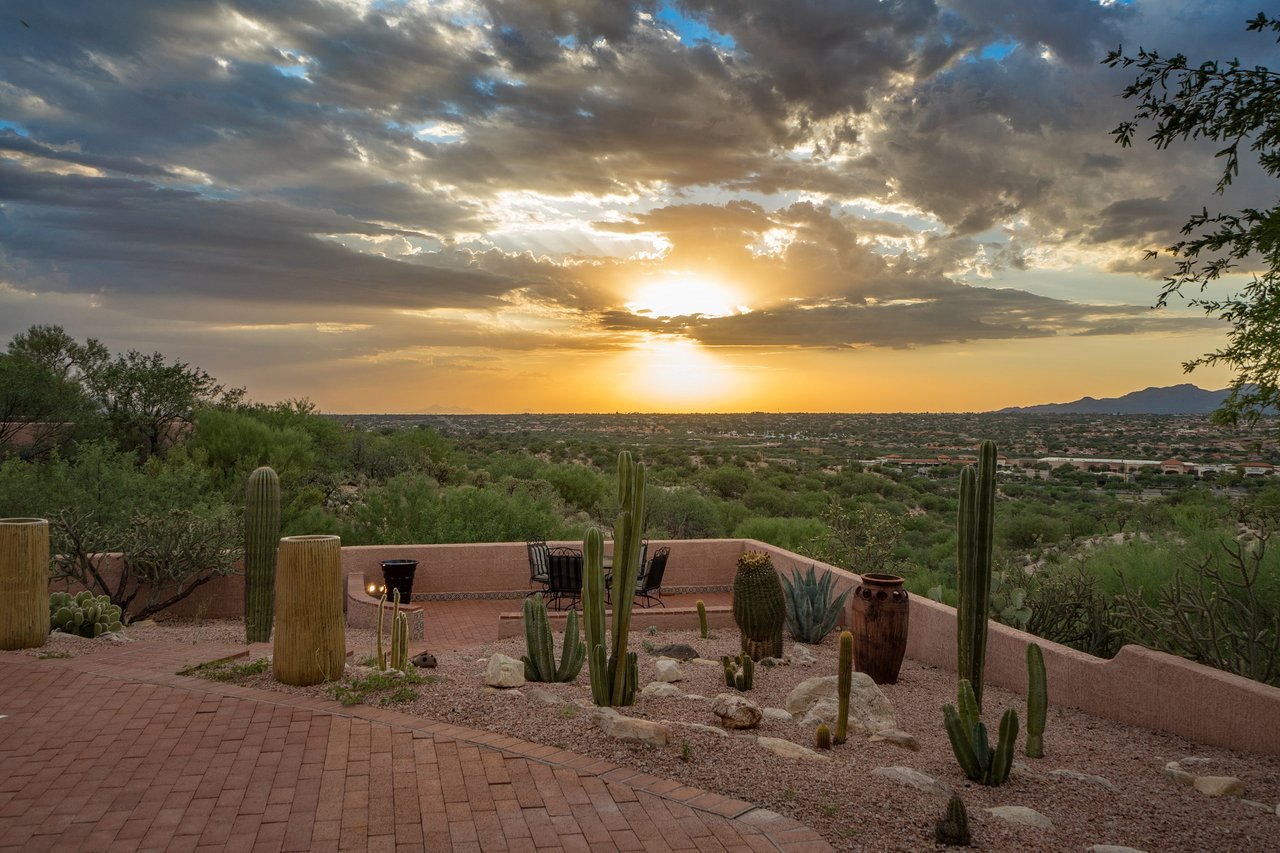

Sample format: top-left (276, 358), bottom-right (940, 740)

top-left (1104, 12), bottom-right (1280, 426)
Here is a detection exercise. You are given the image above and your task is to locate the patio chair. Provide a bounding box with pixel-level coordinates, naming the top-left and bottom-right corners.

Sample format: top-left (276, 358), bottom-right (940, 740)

top-left (545, 546), bottom-right (584, 610)
top-left (604, 540), bottom-right (648, 604)
top-left (633, 546), bottom-right (671, 608)
top-left (526, 540), bottom-right (551, 596)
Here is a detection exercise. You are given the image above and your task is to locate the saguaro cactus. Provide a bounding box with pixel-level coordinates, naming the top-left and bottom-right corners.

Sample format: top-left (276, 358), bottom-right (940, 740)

top-left (273, 535), bottom-right (345, 686)
top-left (1025, 642), bottom-right (1047, 758)
top-left (732, 551), bottom-right (786, 661)
top-left (244, 466), bottom-right (281, 644)
top-left (957, 440), bottom-right (997, 709)
top-left (1, 518), bottom-right (49, 650)
top-left (696, 599), bottom-right (708, 639)
top-left (582, 451), bottom-right (646, 706)
top-left (835, 629), bottom-right (853, 744)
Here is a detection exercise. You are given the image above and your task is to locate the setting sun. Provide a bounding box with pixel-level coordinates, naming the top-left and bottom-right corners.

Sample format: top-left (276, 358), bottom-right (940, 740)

top-left (625, 272), bottom-right (744, 319)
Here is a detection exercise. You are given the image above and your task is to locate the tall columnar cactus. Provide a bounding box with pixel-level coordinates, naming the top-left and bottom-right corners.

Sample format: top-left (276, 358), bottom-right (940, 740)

top-left (732, 551), bottom-right (786, 661)
top-left (582, 451), bottom-right (646, 706)
top-left (1025, 642), bottom-right (1047, 758)
top-left (696, 599), bottom-right (708, 639)
top-left (943, 679), bottom-right (1018, 786)
top-left (835, 629), bottom-right (853, 744)
top-left (273, 535), bottom-right (346, 687)
top-left (522, 593), bottom-right (586, 682)
top-left (1, 518), bottom-right (50, 650)
top-left (244, 466), bottom-right (281, 644)
top-left (957, 440), bottom-right (997, 709)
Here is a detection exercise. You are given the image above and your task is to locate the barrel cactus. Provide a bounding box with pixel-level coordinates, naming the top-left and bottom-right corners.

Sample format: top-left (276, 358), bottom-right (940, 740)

top-left (732, 551), bottom-right (786, 661)
top-left (244, 466), bottom-right (281, 644)
top-left (48, 591), bottom-right (124, 638)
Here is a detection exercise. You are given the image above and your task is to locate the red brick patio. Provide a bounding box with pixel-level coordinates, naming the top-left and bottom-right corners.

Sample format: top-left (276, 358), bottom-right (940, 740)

top-left (0, 597), bottom-right (830, 852)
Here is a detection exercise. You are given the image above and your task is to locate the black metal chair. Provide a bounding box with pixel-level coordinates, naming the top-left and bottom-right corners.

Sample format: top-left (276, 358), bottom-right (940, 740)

top-left (545, 546), bottom-right (584, 610)
top-left (633, 546), bottom-right (670, 608)
top-left (526, 540), bottom-right (550, 596)
top-left (604, 540), bottom-right (648, 604)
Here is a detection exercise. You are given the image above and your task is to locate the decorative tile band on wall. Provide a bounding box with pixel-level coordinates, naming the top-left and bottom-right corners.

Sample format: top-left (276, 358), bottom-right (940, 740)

top-left (408, 584), bottom-right (732, 601)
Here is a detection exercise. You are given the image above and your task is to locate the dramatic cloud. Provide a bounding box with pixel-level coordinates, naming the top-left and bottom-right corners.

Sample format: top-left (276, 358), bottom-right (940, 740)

top-left (0, 0), bottom-right (1273, 410)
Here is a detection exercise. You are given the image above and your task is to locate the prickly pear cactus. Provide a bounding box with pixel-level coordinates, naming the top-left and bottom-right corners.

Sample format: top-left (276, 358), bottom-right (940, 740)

top-left (48, 591), bottom-right (124, 638)
top-left (732, 551), bottom-right (785, 661)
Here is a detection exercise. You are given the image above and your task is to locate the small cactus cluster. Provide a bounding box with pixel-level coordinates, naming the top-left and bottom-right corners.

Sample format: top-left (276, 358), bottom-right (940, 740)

top-left (696, 599), bottom-right (708, 638)
top-left (814, 723), bottom-right (832, 750)
top-left (732, 551), bottom-right (786, 661)
top-left (522, 594), bottom-right (586, 682)
top-left (721, 653), bottom-right (754, 690)
top-left (943, 679), bottom-right (1018, 786)
top-left (375, 590), bottom-right (410, 673)
top-left (49, 591), bottom-right (123, 638)
top-left (934, 794), bottom-right (971, 846)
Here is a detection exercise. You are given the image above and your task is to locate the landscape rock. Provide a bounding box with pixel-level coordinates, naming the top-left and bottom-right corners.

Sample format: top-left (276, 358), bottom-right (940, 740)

top-left (712, 693), bottom-right (763, 730)
top-left (1163, 761), bottom-right (1195, 786)
top-left (756, 736), bottom-right (827, 762)
top-left (871, 766), bottom-right (952, 799)
top-left (1049, 768), bottom-right (1116, 790)
top-left (986, 806), bottom-right (1054, 830)
top-left (655, 659), bottom-right (683, 682)
top-left (690, 658), bottom-right (720, 667)
top-left (664, 721), bottom-right (729, 738)
top-left (524, 687), bottom-right (567, 705)
top-left (788, 644), bottom-right (818, 666)
top-left (763, 707), bottom-right (793, 723)
top-left (1179, 756), bottom-right (1212, 767)
top-left (410, 651), bottom-right (437, 668)
top-left (867, 729), bottom-right (920, 751)
top-left (484, 653), bottom-right (525, 688)
top-left (641, 681), bottom-right (683, 699)
top-left (1193, 776), bottom-right (1244, 798)
top-left (650, 643), bottom-right (700, 660)
top-left (592, 708), bottom-right (669, 747)
top-left (785, 674), bottom-right (896, 734)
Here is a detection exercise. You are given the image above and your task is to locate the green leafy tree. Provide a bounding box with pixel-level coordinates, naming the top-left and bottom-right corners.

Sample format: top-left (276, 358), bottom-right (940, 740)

top-left (1105, 13), bottom-right (1280, 425)
top-left (87, 349), bottom-right (244, 460)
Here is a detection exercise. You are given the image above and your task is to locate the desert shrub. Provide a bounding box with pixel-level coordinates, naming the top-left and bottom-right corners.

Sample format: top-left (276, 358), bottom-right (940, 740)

top-left (1024, 561), bottom-right (1125, 659)
top-left (1113, 520), bottom-right (1280, 686)
top-left (732, 516), bottom-right (827, 553)
top-left (53, 505), bottom-right (242, 622)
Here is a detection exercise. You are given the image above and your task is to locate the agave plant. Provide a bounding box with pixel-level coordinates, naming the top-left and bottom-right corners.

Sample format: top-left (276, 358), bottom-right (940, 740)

top-left (781, 564), bottom-right (851, 643)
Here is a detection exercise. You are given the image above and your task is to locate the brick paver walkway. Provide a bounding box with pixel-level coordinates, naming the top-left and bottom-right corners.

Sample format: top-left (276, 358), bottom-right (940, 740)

top-left (0, 634), bottom-right (831, 852)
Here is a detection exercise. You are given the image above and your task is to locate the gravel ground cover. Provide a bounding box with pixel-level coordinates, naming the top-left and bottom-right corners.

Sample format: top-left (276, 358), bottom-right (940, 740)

top-left (15, 619), bottom-right (1280, 851)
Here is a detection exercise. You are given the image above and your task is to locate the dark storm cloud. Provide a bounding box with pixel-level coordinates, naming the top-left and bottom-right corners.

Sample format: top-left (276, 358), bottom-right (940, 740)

top-left (0, 164), bottom-right (511, 309)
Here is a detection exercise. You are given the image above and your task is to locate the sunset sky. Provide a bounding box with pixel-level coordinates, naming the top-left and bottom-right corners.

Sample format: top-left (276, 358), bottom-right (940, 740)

top-left (1, 0), bottom-right (1275, 413)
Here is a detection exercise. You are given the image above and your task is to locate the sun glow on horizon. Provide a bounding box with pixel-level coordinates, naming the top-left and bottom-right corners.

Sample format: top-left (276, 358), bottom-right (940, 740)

top-left (625, 272), bottom-right (744, 318)
top-left (614, 336), bottom-right (743, 406)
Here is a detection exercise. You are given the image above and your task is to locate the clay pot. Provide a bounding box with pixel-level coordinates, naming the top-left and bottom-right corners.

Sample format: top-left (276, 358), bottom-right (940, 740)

top-left (851, 573), bottom-right (909, 684)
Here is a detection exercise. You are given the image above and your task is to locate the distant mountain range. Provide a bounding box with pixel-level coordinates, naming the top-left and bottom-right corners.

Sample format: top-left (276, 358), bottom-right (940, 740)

top-left (998, 384), bottom-right (1233, 415)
